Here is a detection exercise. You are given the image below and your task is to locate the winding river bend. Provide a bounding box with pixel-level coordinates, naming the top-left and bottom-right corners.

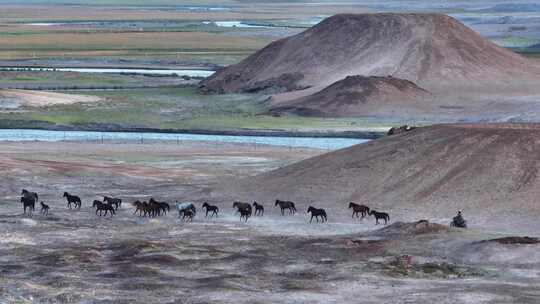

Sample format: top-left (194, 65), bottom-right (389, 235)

top-left (0, 129), bottom-right (368, 150)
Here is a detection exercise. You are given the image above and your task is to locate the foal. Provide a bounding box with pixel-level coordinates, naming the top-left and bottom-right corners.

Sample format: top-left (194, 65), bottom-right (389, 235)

top-left (253, 202), bottom-right (264, 216)
top-left (307, 206), bottom-right (327, 223)
top-left (202, 202), bottom-right (219, 217)
top-left (40, 202), bottom-right (50, 216)
top-left (181, 209), bottom-right (195, 222)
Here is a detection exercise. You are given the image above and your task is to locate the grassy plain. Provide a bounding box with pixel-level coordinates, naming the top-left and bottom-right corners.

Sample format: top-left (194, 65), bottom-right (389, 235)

top-left (0, 87), bottom-right (398, 133)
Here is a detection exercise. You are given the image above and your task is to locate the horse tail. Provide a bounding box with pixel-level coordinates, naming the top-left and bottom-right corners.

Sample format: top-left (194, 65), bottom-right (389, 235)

top-left (291, 202), bottom-right (297, 211)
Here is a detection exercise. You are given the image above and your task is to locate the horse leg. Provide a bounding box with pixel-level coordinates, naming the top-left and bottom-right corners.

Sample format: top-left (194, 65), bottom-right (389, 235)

top-left (310, 215), bottom-right (313, 223)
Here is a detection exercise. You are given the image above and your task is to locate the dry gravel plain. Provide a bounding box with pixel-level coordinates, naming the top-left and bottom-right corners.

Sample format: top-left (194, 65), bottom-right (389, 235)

top-left (0, 140), bottom-right (539, 303)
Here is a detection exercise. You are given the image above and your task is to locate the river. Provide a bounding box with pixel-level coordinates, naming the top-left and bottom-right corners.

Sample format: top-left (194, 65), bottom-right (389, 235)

top-left (0, 67), bottom-right (215, 78)
top-left (0, 129), bottom-right (368, 150)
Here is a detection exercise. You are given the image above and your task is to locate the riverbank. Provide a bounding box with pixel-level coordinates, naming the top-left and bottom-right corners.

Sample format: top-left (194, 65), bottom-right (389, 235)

top-left (0, 124), bottom-right (385, 139)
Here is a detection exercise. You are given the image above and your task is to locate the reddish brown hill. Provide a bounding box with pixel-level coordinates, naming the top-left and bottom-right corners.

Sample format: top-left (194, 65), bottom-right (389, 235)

top-left (268, 75), bottom-right (434, 117)
top-left (199, 13), bottom-right (540, 95)
top-left (226, 124), bottom-right (540, 233)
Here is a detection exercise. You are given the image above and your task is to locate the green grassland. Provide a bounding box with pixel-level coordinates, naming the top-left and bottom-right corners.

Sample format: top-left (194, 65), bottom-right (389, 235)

top-left (0, 87), bottom-right (398, 133)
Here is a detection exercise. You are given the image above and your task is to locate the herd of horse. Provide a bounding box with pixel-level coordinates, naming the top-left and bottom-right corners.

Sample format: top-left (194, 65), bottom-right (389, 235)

top-left (17, 189), bottom-right (391, 224)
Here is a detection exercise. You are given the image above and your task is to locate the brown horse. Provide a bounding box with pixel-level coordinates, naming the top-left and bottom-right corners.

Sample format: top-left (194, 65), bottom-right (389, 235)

top-left (275, 199), bottom-right (297, 215)
top-left (348, 202), bottom-right (370, 219)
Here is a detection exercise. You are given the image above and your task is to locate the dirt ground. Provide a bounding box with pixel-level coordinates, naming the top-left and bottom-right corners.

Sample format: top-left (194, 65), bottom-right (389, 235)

top-left (0, 140), bottom-right (539, 303)
top-left (0, 90), bottom-right (101, 107)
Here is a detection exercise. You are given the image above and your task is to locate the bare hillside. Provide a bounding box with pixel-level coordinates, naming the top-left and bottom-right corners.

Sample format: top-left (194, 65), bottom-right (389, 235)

top-left (200, 13), bottom-right (540, 95)
top-left (268, 75), bottom-right (434, 117)
top-left (227, 124), bottom-right (540, 233)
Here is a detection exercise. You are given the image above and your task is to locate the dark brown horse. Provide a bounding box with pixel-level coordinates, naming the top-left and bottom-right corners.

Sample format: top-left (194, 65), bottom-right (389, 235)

top-left (132, 200), bottom-right (145, 216)
top-left (103, 196), bottom-right (122, 210)
top-left (307, 206), bottom-right (327, 223)
top-left (348, 202), bottom-right (370, 219)
top-left (369, 210), bottom-right (390, 225)
top-left (149, 198), bottom-right (169, 216)
top-left (20, 196), bottom-right (35, 215)
top-left (93, 200), bottom-right (115, 217)
top-left (275, 199), bottom-right (296, 215)
top-left (233, 202), bottom-right (252, 222)
top-left (181, 209), bottom-right (195, 222)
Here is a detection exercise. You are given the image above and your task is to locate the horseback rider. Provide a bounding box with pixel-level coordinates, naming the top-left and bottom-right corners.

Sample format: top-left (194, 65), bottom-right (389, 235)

top-left (451, 209), bottom-right (467, 228)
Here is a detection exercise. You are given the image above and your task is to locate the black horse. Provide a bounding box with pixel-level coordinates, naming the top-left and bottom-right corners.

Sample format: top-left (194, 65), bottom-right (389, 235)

top-left (348, 202), bottom-right (370, 219)
top-left (103, 196), bottom-right (122, 210)
top-left (369, 210), bottom-right (390, 225)
top-left (149, 198), bottom-right (170, 216)
top-left (40, 202), bottom-right (50, 216)
top-left (253, 201), bottom-right (264, 216)
top-left (63, 192), bottom-right (81, 209)
top-left (21, 189), bottom-right (38, 201)
top-left (307, 206), bottom-right (327, 223)
top-left (93, 200), bottom-right (115, 217)
top-left (20, 196), bottom-right (35, 215)
top-left (202, 202), bottom-right (219, 217)
top-left (233, 202), bottom-right (252, 222)
top-left (275, 199), bottom-right (297, 216)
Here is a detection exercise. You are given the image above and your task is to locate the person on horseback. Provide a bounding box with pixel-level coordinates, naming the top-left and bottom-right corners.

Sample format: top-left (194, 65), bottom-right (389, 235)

top-left (451, 209), bottom-right (467, 228)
